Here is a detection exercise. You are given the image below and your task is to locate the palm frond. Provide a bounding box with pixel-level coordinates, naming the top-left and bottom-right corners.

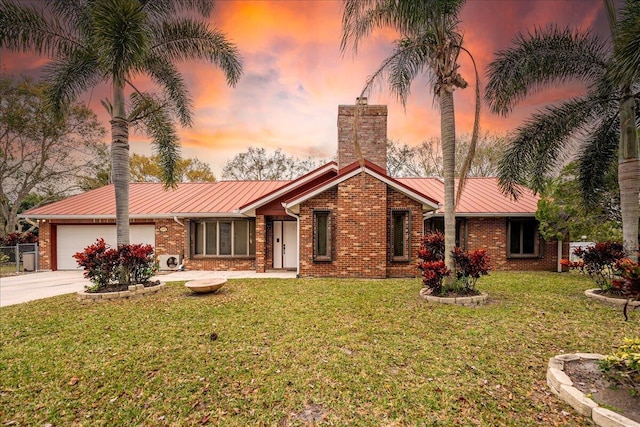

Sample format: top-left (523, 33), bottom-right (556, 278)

top-left (497, 96), bottom-right (603, 198)
top-left (610, 0), bottom-right (640, 84)
top-left (51, 0), bottom-right (91, 38)
top-left (341, 0), bottom-right (394, 54)
top-left (140, 0), bottom-right (214, 20)
top-left (150, 19), bottom-right (242, 87)
top-left (43, 52), bottom-right (102, 115)
top-left (341, 0), bottom-right (465, 54)
top-left (91, 0), bottom-right (150, 85)
top-left (485, 25), bottom-right (608, 116)
top-left (129, 92), bottom-right (181, 188)
top-left (384, 36), bottom-right (434, 106)
top-left (0, 0), bottom-right (80, 57)
top-left (138, 55), bottom-right (193, 127)
top-left (577, 113), bottom-right (619, 204)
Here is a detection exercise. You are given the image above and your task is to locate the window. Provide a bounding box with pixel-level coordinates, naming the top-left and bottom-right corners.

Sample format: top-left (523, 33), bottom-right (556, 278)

top-left (508, 219), bottom-right (539, 257)
top-left (192, 220), bottom-right (255, 257)
top-left (313, 210), bottom-right (332, 261)
top-left (426, 217), bottom-right (467, 249)
top-left (391, 210), bottom-right (410, 261)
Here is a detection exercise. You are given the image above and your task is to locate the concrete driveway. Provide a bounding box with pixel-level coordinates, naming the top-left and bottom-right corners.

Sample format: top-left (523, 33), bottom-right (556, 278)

top-left (0, 271), bottom-right (90, 307)
top-left (0, 270), bottom-right (296, 308)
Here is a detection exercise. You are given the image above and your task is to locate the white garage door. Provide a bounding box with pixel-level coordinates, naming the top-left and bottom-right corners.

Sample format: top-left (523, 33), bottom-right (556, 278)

top-left (57, 225), bottom-right (155, 270)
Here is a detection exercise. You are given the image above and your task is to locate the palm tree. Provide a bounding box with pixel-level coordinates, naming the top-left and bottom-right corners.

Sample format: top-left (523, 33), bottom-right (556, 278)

top-left (341, 0), bottom-right (480, 271)
top-left (0, 0), bottom-right (242, 247)
top-left (485, 0), bottom-right (639, 261)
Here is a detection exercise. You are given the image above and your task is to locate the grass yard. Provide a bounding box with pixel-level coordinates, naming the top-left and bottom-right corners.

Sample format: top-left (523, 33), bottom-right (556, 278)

top-left (1, 272), bottom-right (639, 426)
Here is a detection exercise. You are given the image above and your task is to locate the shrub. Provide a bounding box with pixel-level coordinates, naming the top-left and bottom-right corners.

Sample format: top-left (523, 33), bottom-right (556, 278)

top-left (562, 241), bottom-right (626, 291)
top-left (73, 238), bottom-right (119, 289)
top-left (614, 259), bottom-right (640, 298)
top-left (417, 231), bottom-right (491, 295)
top-left (599, 337), bottom-right (640, 394)
top-left (417, 231), bottom-right (449, 294)
top-left (0, 232), bottom-right (38, 246)
top-left (452, 247), bottom-right (491, 291)
top-left (117, 243), bottom-right (156, 285)
top-left (73, 239), bottom-right (157, 290)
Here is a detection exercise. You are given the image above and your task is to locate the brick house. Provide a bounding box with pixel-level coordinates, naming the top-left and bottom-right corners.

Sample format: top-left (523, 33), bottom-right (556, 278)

top-left (21, 99), bottom-right (567, 277)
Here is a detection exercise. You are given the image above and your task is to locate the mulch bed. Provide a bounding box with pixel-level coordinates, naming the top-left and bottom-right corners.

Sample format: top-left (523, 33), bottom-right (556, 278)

top-left (564, 358), bottom-right (640, 423)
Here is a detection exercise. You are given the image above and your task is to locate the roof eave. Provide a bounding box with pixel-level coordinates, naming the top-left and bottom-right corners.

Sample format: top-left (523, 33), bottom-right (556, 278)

top-left (425, 212), bottom-right (536, 218)
top-left (19, 212), bottom-right (251, 220)
top-left (283, 164), bottom-right (440, 211)
top-left (238, 162), bottom-right (338, 214)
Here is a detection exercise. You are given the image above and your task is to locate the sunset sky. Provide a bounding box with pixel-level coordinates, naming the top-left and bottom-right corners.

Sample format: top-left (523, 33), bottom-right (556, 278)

top-left (2, 0), bottom-right (611, 178)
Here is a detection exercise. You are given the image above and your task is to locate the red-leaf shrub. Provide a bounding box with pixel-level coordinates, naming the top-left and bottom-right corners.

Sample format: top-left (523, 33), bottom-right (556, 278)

top-left (417, 231), bottom-right (449, 294)
top-left (117, 243), bottom-right (156, 284)
top-left (417, 231), bottom-right (492, 294)
top-left (73, 238), bottom-right (119, 289)
top-left (73, 239), bottom-right (156, 290)
top-left (0, 232), bottom-right (38, 246)
top-left (565, 242), bottom-right (626, 291)
top-left (614, 259), bottom-right (640, 301)
top-left (452, 247), bottom-right (491, 291)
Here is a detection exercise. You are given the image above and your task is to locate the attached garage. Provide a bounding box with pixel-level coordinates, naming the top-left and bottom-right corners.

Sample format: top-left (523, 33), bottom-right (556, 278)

top-left (56, 224), bottom-right (155, 270)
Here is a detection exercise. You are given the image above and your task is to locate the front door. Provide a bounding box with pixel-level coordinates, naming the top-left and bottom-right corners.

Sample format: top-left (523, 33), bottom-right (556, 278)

top-left (273, 221), bottom-right (297, 269)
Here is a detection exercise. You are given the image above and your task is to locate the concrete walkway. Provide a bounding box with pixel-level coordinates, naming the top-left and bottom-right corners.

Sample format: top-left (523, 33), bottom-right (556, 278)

top-left (0, 270), bottom-right (296, 308)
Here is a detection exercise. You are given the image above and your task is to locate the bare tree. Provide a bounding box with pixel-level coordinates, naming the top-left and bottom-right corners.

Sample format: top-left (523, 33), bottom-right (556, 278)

top-left (222, 147), bottom-right (318, 180)
top-left (387, 133), bottom-right (508, 178)
top-left (0, 76), bottom-right (106, 235)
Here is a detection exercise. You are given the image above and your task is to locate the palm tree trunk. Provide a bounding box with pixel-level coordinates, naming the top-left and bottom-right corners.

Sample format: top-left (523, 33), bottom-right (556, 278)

top-left (618, 88), bottom-right (639, 262)
top-left (440, 90), bottom-right (456, 272)
top-left (111, 82), bottom-right (130, 247)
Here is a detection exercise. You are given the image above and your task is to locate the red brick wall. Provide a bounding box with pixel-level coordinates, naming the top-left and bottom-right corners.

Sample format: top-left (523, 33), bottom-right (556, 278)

top-left (155, 218), bottom-right (186, 259)
top-left (337, 101), bottom-right (387, 171)
top-left (255, 215), bottom-right (266, 272)
top-left (37, 221), bottom-right (51, 270)
top-left (336, 173), bottom-right (387, 278)
top-left (464, 217), bottom-right (565, 271)
top-left (183, 257), bottom-right (256, 271)
top-left (299, 187), bottom-right (338, 277)
top-left (386, 188), bottom-right (423, 278)
top-left (299, 173), bottom-right (393, 278)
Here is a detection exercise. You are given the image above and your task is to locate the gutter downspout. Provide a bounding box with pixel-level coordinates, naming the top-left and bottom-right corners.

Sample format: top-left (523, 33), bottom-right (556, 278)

top-left (173, 216), bottom-right (185, 227)
top-left (283, 204), bottom-right (300, 278)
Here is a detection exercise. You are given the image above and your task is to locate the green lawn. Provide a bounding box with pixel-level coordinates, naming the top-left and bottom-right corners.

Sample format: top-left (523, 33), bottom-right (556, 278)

top-left (1, 272), bottom-right (639, 426)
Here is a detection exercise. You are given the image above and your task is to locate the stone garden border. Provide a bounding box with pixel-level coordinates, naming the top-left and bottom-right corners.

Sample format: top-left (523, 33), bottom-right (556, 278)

top-left (584, 289), bottom-right (640, 307)
top-left (419, 288), bottom-right (488, 307)
top-left (77, 283), bottom-right (165, 303)
top-left (547, 353), bottom-right (640, 427)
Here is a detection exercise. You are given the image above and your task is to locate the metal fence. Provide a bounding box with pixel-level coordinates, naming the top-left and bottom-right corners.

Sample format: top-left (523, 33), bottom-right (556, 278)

top-left (0, 243), bottom-right (39, 273)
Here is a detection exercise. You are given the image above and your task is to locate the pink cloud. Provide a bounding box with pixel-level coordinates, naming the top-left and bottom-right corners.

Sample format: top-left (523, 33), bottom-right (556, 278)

top-left (4, 0), bottom-right (611, 178)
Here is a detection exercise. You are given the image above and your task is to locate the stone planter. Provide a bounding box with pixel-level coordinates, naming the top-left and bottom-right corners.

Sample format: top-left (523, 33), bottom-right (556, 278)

top-left (547, 353), bottom-right (640, 427)
top-left (419, 288), bottom-right (488, 307)
top-left (584, 289), bottom-right (640, 307)
top-left (77, 283), bottom-right (165, 303)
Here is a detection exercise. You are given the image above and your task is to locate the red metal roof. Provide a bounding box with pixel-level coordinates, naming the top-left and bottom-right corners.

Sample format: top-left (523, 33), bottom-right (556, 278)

top-left (23, 181), bottom-right (284, 218)
top-left (398, 177), bottom-right (539, 215)
top-left (22, 175), bottom-right (539, 219)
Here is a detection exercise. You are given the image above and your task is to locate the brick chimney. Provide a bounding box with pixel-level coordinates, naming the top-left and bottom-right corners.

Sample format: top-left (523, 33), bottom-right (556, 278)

top-left (337, 97), bottom-right (387, 171)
